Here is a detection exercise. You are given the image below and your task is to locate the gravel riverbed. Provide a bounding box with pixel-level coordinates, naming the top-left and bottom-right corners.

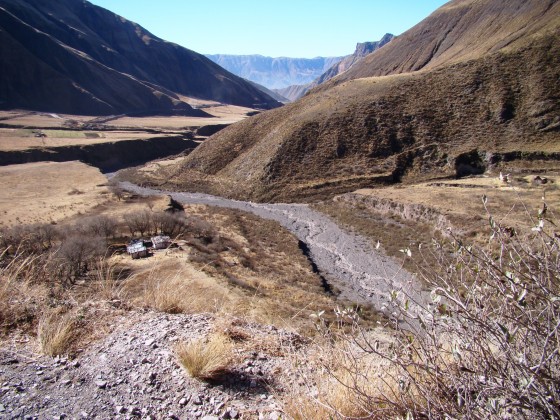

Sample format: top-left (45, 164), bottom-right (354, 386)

top-left (118, 182), bottom-right (425, 315)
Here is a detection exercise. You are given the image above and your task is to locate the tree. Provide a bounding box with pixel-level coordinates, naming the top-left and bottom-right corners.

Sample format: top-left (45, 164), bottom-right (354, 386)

top-left (58, 235), bottom-right (105, 281)
top-left (152, 212), bottom-right (188, 237)
top-left (123, 210), bottom-right (152, 237)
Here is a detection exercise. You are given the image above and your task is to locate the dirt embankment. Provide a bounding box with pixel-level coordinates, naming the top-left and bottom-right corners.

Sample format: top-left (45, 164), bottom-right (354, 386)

top-left (0, 136), bottom-right (198, 172)
top-left (334, 193), bottom-right (452, 234)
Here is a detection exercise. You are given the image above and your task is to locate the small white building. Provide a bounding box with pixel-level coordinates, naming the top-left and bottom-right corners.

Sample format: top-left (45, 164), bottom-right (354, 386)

top-left (151, 235), bottom-right (171, 250)
top-left (127, 240), bottom-right (148, 259)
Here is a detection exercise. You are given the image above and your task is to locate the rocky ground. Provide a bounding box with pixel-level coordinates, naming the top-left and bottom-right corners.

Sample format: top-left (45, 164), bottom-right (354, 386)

top-left (0, 311), bottom-right (309, 419)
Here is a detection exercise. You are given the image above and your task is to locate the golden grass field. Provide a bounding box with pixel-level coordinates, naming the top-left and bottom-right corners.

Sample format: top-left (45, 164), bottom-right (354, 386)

top-left (0, 103), bottom-right (251, 153)
top-left (110, 103), bottom-right (254, 129)
top-left (0, 128), bottom-right (169, 151)
top-left (0, 161), bottom-right (110, 227)
top-left (354, 174), bottom-right (559, 234)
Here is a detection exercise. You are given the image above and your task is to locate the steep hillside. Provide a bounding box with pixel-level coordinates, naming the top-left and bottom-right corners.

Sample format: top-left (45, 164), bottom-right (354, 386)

top-left (245, 80), bottom-right (289, 103)
top-left (273, 84), bottom-right (311, 102)
top-left (136, 0), bottom-right (560, 202)
top-left (329, 0), bottom-right (560, 84)
top-left (205, 55), bottom-right (343, 89)
top-left (276, 34), bottom-right (394, 101)
top-left (0, 0), bottom-right (281, 115)
top-left (316, 34), bottom-right (394, 85)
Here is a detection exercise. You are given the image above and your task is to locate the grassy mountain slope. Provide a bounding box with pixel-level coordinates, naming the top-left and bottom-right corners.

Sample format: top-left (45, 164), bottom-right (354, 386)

top-left (127, 0), bottom-right (560, 202)
top-left (329, 0), bottom-right (560, 84)
top-left (0, 0), bottom-right (281, 115)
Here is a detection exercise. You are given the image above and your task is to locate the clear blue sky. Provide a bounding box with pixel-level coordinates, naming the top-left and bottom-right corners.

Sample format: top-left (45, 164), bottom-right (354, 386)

top-left (89, 0), bottom-right (450, 58)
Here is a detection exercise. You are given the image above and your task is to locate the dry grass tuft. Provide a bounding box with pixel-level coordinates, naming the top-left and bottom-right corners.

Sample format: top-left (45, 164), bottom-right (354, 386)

top-left (0, 252), bottom-right (54, 333)
top-left (124, 263), bottom-right (229, 315)
top-left (37, 309), bottom-right (77, 356)
top-left (175, 334), bottom-right (235, 381)
top-left (93, 258), bottom-right (127, 302)
top-left (283, 339), bottom-right (395, 420)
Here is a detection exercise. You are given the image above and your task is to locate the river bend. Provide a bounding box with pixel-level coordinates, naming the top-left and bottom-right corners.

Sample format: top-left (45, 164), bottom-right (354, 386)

top-left (118, 182), bottom-right (424, 314)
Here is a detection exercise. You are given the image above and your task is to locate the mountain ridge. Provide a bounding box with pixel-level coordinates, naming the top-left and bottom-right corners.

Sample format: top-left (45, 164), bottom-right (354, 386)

top-left (134, 0), bottom-right (560, 202)
top-left (205, 54), bottom-right (344, 90)
top-left (276, 33), bottom-right (394, 101)
top-left (0, 0), bottom-right (281, 115)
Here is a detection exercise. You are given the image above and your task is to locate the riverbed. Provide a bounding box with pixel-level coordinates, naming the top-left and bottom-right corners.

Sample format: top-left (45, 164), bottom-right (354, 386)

top-left (118, 182), bottom-right (425, 316)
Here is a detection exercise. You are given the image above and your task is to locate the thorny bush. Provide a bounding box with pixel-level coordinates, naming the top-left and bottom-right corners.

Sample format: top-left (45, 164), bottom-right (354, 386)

top-left (309, 197), bottom-right (560, 419)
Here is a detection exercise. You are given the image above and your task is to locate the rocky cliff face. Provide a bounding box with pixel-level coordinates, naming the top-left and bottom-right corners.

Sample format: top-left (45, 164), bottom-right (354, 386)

top-left (0, 0), bottom-right (281, 115)
top-left (276, 34), bottom-right (394, 101)
top-left (314, 33), bottom-right (394, 86)
top-left (205, 55), bottom-right (344, 90)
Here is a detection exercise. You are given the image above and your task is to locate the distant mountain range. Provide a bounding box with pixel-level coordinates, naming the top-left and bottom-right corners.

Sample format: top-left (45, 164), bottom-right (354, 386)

top-left (205, 55), bottom-right (344, 90)
top-left (152, 0), bottom-right (560, 202)
top-left (0, 0), bottom-right (281, 116)
top-left (275, 33), bottom-right (394, 101)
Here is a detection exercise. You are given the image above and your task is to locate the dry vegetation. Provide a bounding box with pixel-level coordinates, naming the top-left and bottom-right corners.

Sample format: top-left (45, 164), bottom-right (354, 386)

top-left (315, 174), bottom-right (559, 276)
top-left (37, 309), bottom-right (77, 357)
top-left (175, 333), bottom-right (235, 381)
top-left (0, 128), bottom-right (169, 151)
top-left (284, 190), bottom-right (560, 418)
top-left (1, 169), bottom-right (559, 418)
top-left (0, 182), bottom-right (340, 361)
top-left (0, 161), bottom-right (110, 227)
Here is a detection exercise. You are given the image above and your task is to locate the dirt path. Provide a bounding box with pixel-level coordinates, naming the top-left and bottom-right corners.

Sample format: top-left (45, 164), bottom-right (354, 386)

top-left (118, 182), bottom-right (425, 315)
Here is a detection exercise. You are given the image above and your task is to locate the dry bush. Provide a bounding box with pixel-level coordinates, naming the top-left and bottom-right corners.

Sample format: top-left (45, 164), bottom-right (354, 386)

top-left (57, 235), bottom-right (106, 281)
top-left (1, 223), bottom-right (59, 255)
top-left (108, 180), bottom-right (125, 201)
top-left (294, 197), bottom-right (560, 419)
top-left (123, 265), bottom-right (228, 314)
top-left (175, 333), bottom-right (235, 381)
top-left (123, 210), bottom-right (152, 237)
top-left (78, 215), bottom-right (118, 239)
top-left (37, 309), bottom-right (77, 356)
top-left (152, 211), bottom-right (188, 237)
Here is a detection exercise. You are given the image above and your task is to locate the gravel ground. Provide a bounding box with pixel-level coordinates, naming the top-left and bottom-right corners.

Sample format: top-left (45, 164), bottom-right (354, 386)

top-left (0, 312), bottom-right (306, 419)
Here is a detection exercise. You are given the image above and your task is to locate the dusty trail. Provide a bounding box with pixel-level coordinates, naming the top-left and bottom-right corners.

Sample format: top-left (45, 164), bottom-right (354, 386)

top-left (118, 182), bottom-right (425, 314)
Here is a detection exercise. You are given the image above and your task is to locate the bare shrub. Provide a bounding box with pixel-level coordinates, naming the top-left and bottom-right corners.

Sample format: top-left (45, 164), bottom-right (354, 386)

top-left (175, 334), bottom-right (235, 381)
top-left (58, 235), bottom-right (106, 281)
top-left (187, 216), bottom-right (215, 240)
top-left (123, 210), bottom-right (152, 237)
top-left (152, 211), bottom-right (188, 237)
top-left (79, 215), bottom-right (118, 239)
top-left (37, 309), bottom-right (77, 356)
top-left (1, 223), bottom-right (59, 255)
top-left (108, 180), bottom-right (125, 201)
top-left (298, 198), bottom-right (560, 419)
